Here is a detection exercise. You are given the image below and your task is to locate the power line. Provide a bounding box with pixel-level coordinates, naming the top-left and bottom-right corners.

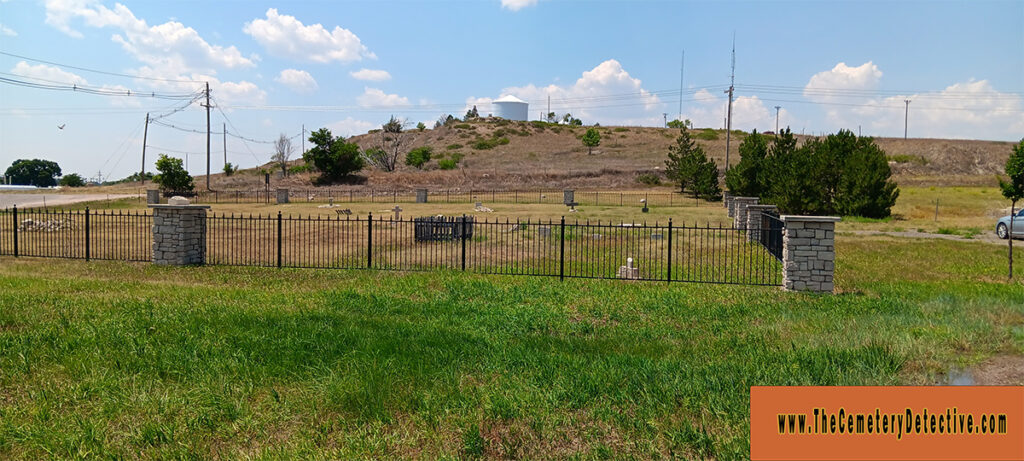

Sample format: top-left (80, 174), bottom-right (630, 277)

top-left (0, 50), bottom-right (203, 83)
top-left (0, 75), bottom-right (201, 100)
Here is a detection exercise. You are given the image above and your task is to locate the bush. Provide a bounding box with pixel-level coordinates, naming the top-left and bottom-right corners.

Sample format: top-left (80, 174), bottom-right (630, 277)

top-left (472, 138), bottom-right (499, 150)
top-left (438, 159), bottom-right (458, 170)
top-left (446, 143), bottom-right (463, 150)
top-left (636, 173), bottom-right (661, 186)
top-left (302, 128), bottom-right (364, 184)
top-left (496, 137), bottom-right (510, 145)
top-left (222, 162), bottom-right (238, 176)
top-left (405, 146), bottom-right (433, 169)
top-left (887, 154), bottom-right (928, 165)
top-left (416, 122), bottom-right (426, 132)
top-left (695, 129), bottom-right (719, 141)
top-left (59, 173), bottom-right (86, 187)
top-left (453, 123), bottom-right (472, 130)
top-left (153, 154), bottom-right (194, 192)
top-left (288, 164), bottom-right (311, 175)
top-left (613, 127), bottom-right (630, 132)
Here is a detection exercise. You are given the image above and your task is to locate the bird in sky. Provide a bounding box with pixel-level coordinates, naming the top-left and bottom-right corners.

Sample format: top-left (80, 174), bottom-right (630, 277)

top-left (57, 124), bottom-right (65, 130)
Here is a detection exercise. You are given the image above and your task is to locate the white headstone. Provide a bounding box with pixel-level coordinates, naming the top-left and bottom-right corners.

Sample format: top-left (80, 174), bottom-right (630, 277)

top-left (168, 196), bottom-right (190, 206)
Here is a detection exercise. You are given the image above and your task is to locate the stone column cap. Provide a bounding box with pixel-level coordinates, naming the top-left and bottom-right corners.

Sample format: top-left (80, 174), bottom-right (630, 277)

top-left (148, 204), bottom-right (211, 210)
top-left (746, 204), bottom-right (778, 209)
top-left (781, 215), bottom-right (841, 223)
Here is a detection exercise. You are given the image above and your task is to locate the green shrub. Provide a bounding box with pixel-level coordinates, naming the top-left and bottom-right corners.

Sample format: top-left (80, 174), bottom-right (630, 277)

top-left (153, 154), bottom-right (194, 192)
top-left (287, 164), bottom-right (311, 174)
top-left (405, 146), bottom-right (433, 169)
top-left (453, 123), bottom-right (472, 130)
top-left (446, 143), bottom-right (463, 150)
top-left (59, 173), bottom-right (86, 187)
top-left (613, 127), bottom-right (630, 132)
top-left (636, 173), bottom-right (661, 186)
top-left (438, 158), bottom-right (458, 170)
top-left (496, 137), bottom-right (510, 145)
top-left (492, 129), bottom-right (506, 138)
top-left (695, 129), bottom-right (719, 141)
top-left (472, 138), bottom-right (499, 150)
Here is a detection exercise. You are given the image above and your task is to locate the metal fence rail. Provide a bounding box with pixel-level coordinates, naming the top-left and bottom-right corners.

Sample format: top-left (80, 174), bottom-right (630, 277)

top-left (757, 212), bottom-right (784, 262)
top-left (0, 207), bottom-right (152, 262)
top-left (1, 208), bottom-right (783, 286)
top-left (190, 189), bottom-right (707, 207)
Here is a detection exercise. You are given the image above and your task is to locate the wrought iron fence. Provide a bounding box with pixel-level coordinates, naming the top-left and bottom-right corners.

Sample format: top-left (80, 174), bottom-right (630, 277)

top-left (2, 207), bottom-right (783, 286)
top-left (757, 212), bottom-right (785, 261)
top-left (188, 189), bottom-right (707, 207)
top-left (0, 207), bottom-right (152, 262)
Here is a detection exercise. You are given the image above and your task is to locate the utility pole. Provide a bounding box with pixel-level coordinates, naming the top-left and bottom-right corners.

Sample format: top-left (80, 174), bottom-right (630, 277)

top-left (301, 124), bottom-right (305, 155)
top-left (678, 50), bottom-right (685, 122)
top-left (903, 99), bottom-right (911, 139)
top-left (141, 112), bottom-right (149, 185)
top-left (724, 34), bottom-right (736, 171)
top-left (204, 82), bottom-right (211, 191)
top-left (663, 113), bottom-right (668, 128)
top-left (222, 122), bottom-right (227, 169)
top-left (547, 94), bottom-right (550, 121)
top-left (774, 106), bottom-right (781, 133)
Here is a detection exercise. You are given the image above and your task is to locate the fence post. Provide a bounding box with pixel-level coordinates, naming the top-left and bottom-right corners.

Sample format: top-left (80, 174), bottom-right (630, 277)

top-left (461, 215), bottom-right (467, 271)
top-left (277, 211), bottom-right (282, 268)
top-left (559, 216), bottom-right (565, 281)
top-left (12, 205), bottom-right (17, 257)
top-left (666, 218), bottom-right (672, 282)
top-left (85, 207), bottom-right (90, 261)
top-left (367, 212), bottom-right (373, 269)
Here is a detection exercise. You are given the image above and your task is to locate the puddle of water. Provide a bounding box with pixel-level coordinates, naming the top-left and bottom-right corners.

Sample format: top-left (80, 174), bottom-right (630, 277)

top-left (946, 368), bottom-right (975, 385)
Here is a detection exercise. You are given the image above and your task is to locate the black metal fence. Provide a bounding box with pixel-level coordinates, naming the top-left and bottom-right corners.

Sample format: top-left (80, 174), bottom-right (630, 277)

top-left (2, 207), bottom-right (783, 286)
top-left (0, 207), bottom-right (152, 262)
top-left (188, 189), bottom-right (706, 207)
top-left (757, 212), bottom-right (785, 261)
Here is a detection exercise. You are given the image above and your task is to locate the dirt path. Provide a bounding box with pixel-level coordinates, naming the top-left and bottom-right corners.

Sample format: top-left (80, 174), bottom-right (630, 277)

top-left (843, 229), bottom-right (1005, 245)
top-left (0, 193), bottom-right (138, 209)
top-left (948, 355), bottom-right (1024, 385)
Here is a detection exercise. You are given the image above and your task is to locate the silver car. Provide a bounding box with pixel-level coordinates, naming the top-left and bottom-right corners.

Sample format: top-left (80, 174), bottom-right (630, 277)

top-left (996, 208), bottom-right (1024, 239)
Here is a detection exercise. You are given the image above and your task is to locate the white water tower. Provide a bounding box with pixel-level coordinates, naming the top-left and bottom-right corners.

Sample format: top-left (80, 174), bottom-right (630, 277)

top-left (493, 95), bottom-right (528, 121)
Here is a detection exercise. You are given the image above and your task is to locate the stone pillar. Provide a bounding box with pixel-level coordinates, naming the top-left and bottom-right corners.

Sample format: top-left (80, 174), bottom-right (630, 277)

top-left (146, 189), bottom-right (160, 205)
top-left (149, 200), bottom-right (210, 266)
top-left (732, 197), bottom-right (759, 229)
top-left (563, 189), bottom-right (575, 206)
top-left (276, 188), bottom-right (290, 204)
top-left (745, 204), bottom-right (779, 241)
top-left (416, 188), bottom-right (428, 203)
top-left (781, 215), bottom-right (840, 293)
top-left (723, 191), bottom-right (732, 210)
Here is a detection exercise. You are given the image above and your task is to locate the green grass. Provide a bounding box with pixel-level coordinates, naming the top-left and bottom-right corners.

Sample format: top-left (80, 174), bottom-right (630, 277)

top-left (0, 240), bottom-right (1021, 459)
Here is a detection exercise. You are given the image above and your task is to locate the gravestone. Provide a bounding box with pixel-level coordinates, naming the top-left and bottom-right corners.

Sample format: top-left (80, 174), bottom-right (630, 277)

top-left (537, 227), bottom-right (551, 237)
top-left (392, 206), bottom-right (403, 220)
top-left (617, 257), bottom-right (640, 279)
top-left (416, 189), bottom-right (428, 203)
top-left (276, 188), bottom-right (290, 204)
top-left (563, 189), bottom-right (575, 206)
top-left (146, 189), bottom-right (160, 205)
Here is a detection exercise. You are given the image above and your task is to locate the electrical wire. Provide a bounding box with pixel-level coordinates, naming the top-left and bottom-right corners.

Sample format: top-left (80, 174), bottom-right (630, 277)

top-left (0, 75), bottom-right (202, 99)
top-left (0, 50), bottom-right (204, 83)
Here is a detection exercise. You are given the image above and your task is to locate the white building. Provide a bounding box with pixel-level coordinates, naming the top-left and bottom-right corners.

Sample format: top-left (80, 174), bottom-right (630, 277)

top-left (492, 95), bottom-right (529, 121)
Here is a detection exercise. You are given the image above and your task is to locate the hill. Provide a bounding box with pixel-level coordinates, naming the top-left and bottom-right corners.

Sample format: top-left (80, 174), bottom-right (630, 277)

top-left (177, 119), bottom-right (1020, 191)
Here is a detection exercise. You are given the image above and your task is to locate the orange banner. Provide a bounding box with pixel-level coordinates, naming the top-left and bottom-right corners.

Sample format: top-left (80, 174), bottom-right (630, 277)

top-left (750, 386), bottom-right (1024, 461)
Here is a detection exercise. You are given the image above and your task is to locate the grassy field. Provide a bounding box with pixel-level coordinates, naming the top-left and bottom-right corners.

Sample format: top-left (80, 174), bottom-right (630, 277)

top-left (1, 232), bottom-right (1022, 459)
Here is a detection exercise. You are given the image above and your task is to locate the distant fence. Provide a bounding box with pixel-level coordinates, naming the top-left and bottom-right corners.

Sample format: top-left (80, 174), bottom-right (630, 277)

top-left (186, 189), bottom-right (705, 207)
top-left (2, 207), bottom-right (783, 286)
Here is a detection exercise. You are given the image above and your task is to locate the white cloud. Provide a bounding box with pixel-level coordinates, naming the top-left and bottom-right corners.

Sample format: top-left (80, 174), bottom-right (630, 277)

top-left (243, 8), bottom-right (375, 63)
top-left (357, 87), bottom-right (409, 107)
top-left (349, 68), bottom-right (391, 81)
top-left (11, 61), bottom-right (88, 85)
top-left (501, 0), bottom-right (538, 11)
top-left (275, 69), bottom-right (318, 93)
top-left (327, 117), bottom-right (375, 137)
top-left (493, 59), bottom-right (662, 125)
top-left (681, 88), bottom-right (795, 133)
top-left (0, 23), bottom-right (16, 36)
top-left (44, 0), bottom-right (255, 74)
top-left (803, 62), bottom-right (1022, 140)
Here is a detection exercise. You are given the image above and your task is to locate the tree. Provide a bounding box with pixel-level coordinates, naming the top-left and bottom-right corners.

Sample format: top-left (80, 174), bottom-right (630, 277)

top-left (59, 173), bottom-right (86, 187)
top-left (546, 112), bottom-right (557, 123)
top-left (999, 138), bottom-right (1024, 279)
top-left (271, 134), bottom-right (293, 177)
top-left (725, 129), bottom-right (769, 197)
top-left (465, 106), bottom-right (479, 120)
top-left (667, 119), bottom-right (685, 129)
top-left (416, 122), bottom-right (426, 132)
top-left (222, 162), bottom-right (237, 176)
top-left (153, 154), bottom-right (194, 192)
top-left (581, 128), bottom-right (601, 155)
top-left (302, 128), bottom-right (364, 184)
top-left (366, 115), bottom-right (411, 172)
top-left (664, 126), bottom-right (718, 196)
top-left (405, 146), bottom-right (433, 169)
top-left (5, 159), bottom-right (62, 186)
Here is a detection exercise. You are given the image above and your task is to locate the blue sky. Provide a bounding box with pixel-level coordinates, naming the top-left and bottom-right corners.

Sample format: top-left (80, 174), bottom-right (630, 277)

top-left (1, 0), bottom-right (1022, 181)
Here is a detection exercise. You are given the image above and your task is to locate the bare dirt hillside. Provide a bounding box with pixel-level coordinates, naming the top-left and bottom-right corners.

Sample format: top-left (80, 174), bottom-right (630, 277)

top-left (129, 119), bottom-right (1017, 192)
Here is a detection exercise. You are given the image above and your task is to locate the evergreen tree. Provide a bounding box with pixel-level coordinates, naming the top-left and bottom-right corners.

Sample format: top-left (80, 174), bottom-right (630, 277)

top-left (664, 127), bottom-right (703, 194)
top-left (725, 129), bottom-right (768, 197)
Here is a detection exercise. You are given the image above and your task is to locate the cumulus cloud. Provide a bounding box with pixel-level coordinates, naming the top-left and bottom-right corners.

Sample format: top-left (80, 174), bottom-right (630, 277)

top-left (500, 0), bottom-right (538, 11)
top-left (491, 59), bottom-right (662, 125)
top-left (44, 0), bottom-right (255, 74)
top-left (10, 60), bottom-right (142, 107)
top-left (681, 88), bottom-right (795, 133)
top-left (0, 23), bottom-right (16, 36)
top-left (349, 68), bottom-right (391, 81)
top-left (244, 9), bottom-right (375, 63)
top-left (803, 62), bottom-right (1022, 140)
top-left (327, 117), bottom-right (376, 137)
top-left (275, 69), bottom-right (318, 93)
top-left (357, 87), bottom-right (409, 107)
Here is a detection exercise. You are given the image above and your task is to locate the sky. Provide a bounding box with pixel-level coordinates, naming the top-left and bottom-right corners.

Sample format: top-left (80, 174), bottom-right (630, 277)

top-left (0, 0), bottom-right (1022, 181)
